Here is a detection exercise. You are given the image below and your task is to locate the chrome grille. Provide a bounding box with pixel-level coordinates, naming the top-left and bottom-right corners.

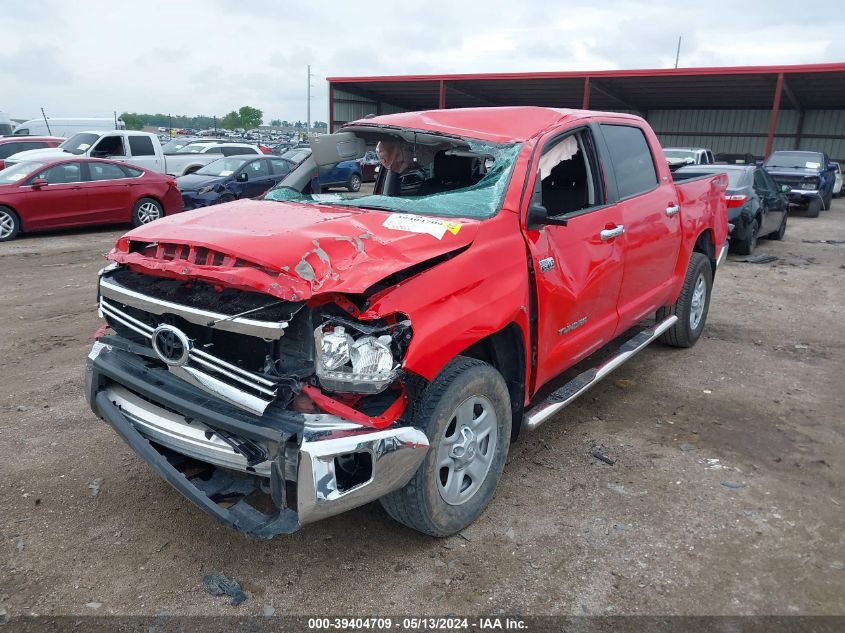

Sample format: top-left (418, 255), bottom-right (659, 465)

top-left (99, 297), bottom-right (277, 415)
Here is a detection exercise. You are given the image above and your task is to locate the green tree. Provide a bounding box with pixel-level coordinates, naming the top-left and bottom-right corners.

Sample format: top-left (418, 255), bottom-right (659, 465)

top-left (120, 112), bottom-right (145, 130)
top-left (269, 118), bottom-right (282, 127)
top-left (238, 106), bottom-right (263, 130)
top-left (220, 110), bottom-right (240, 129)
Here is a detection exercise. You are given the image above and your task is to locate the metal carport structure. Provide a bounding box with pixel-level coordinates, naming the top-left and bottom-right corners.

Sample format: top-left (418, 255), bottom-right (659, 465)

top-left (327, 63), bottom-right (845, 161)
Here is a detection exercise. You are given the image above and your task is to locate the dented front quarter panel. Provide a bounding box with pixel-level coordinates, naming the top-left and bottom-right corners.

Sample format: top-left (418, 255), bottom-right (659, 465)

top-left (108, 200), bottom-right (481, 301)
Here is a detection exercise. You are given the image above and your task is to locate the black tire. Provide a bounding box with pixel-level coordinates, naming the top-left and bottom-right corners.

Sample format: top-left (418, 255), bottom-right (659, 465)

top-left (132, 198), bottom-right (164, 227)
top-left (733, 218), bottom-right (758, 256)
top-left (768, 213), bottom-right (787, 241)
top-left (822, 189), bottom-right (833, 210)
top-left (0, 205), bottom-right (21, 242)
top-left (347, 173), bottom-right (362, 192)
top-left (657, 252), bottom-right (713, 348)
top-left (806, 198), bottom-right (821, 218)
top-left (380, 357), bottom-right (512, 537)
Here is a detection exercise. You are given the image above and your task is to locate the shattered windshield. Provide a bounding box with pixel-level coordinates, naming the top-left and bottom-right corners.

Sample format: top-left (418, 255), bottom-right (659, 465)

top-left (265, 137), bottom-right (522, 220)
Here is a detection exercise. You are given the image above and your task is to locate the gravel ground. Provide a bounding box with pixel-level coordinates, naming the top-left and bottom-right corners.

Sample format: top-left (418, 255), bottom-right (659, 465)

top-left (1, 200), bottom-right (844, 617)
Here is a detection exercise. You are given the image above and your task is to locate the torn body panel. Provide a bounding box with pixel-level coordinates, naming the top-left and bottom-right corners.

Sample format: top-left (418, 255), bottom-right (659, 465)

top-left (109, 199), bottom-right (480, 302)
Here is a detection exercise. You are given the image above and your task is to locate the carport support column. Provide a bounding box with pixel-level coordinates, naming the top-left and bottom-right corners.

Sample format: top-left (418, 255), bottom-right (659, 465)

top-left (328, 83), bottom-right (334, 134)
top-left (765, 73), bottom-right (784, 158)
top-left (582, 77), bottom-right (591, 110)
top-left (439, 80), bottom-right (446, 109)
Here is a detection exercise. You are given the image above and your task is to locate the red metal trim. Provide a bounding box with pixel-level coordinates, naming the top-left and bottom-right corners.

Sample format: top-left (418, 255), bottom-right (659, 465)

top-left (765, 73), bottom-right (785, 158)
top-left (439, 79), bottom-right (446, 109)
top-left (581, 77), bottom-right (591, 110)
top-left (327, 62), bottom-right (845, 84)
top-left (301, 385), bottom-right (407, 430)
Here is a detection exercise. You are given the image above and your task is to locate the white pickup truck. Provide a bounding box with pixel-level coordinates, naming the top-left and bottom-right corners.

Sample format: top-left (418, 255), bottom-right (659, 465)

top-left (5, 131), bottom-right (264, 177)
top-left (5, 130), bottom-right (169, 174)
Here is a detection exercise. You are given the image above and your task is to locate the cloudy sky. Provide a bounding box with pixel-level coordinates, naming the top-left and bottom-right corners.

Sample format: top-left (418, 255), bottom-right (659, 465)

top-left (2, 0), bottom-right (843, 123)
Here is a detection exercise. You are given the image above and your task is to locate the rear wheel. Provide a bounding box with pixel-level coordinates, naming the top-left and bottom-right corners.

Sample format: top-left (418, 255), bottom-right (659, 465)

top-left (657, 252), bottom-right (713, 348)
top-left (132, 198), bottom-right (164, 226)
top-left (0, 206), bottom-right (21, 242)
top-left (734, 218), bottom-right (758, 256)
top-left (347, 173), bottom-right (362, 192)
top-left (806, 198), bottom-right (821, 218)
top-left (380, 357), bottom-right (512, 537)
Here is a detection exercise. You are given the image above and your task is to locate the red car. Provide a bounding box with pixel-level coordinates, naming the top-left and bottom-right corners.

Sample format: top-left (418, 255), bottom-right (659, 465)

top-left (0, 136), bottom-right (64, 170)
top-left (0, 157), bottom-right (182, 242)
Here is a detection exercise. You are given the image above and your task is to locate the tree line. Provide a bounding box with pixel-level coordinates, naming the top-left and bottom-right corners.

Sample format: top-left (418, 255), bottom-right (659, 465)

top-left (120, 107), bottom-right (326, 132)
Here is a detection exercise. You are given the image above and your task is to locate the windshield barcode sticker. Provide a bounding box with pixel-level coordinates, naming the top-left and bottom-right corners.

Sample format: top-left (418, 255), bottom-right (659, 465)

top-left (382, 214), bottom-right (461, 240)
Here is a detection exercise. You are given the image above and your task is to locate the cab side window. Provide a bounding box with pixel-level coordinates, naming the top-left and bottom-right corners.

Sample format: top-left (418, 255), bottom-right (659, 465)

top-left (539, 130), bottom-right (603, 216)
top-left (599, 124), bottom-right (658, 199)
top-left (93, 136), bottom-right (126, 157)
top-left (37, 163), bottom-right (82, 184)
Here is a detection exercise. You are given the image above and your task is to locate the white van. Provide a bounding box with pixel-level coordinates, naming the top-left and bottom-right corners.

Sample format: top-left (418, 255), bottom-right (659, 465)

top-left (13, 117), bottom-right (126, 137)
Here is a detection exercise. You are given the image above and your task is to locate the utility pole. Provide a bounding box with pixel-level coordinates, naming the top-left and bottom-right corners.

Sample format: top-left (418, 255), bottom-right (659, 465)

top-left (674, 36), bottom-right (682, 69)
top-left (307, 64), bottom-right (314, 139)
top-left (40, 107), bottom-right (52, 136)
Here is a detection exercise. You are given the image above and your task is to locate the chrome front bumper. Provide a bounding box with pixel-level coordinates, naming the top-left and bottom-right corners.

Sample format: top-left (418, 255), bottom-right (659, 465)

top-left (86, 342), bottom-right (428, 536)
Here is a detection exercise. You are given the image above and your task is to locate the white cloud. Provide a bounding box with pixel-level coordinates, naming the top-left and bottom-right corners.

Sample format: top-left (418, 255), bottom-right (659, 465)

top-left (2, 0), bottom-right (843, 121)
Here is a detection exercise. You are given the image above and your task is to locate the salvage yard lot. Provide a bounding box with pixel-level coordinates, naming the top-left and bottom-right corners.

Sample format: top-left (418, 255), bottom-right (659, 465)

top-left (2, 202), bottom-right (844, 616)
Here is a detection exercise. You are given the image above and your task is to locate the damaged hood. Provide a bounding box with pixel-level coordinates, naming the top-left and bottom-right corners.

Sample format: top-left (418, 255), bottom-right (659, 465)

top-left (109, 199), bottom-right (479, 301)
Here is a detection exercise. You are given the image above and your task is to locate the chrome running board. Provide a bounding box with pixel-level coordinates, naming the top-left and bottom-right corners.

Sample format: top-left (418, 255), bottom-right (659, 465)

top-left (523, 315), bottom-right (678, 431)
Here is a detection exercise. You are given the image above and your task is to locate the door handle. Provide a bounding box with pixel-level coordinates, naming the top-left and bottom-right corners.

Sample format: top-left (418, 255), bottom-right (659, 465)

top-left (665, 205), bottom-right (680, 216)
top-left (599, 225), bottom-right (624, 241)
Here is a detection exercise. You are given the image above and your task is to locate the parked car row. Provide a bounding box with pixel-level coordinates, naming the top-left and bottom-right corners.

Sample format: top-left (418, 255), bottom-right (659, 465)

top-left (0, 157), bottom-right (182, 241)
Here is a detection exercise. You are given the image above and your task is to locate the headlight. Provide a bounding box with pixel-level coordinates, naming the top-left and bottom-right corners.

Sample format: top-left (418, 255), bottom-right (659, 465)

top-left (197, 185), bottom-right (216, 194)
top-left (314, 322), bottom-right (405, 394)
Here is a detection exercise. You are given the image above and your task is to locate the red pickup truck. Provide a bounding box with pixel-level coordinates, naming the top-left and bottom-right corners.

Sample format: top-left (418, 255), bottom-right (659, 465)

top-left (86, 107), bottom-right (728, 538)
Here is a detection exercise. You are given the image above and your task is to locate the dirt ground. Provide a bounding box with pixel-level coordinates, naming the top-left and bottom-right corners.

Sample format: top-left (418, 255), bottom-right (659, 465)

top-left (2, 200), bottom-right (844, 618)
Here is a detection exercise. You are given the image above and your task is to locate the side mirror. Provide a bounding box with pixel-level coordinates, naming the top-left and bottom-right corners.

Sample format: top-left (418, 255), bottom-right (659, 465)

top-left (781, 184), bottom-right (790, 193)
top-left (526, 196), bottom-right (568, 229)
top-left (30, 178), bottom-right (48, 189)
top-left (236, 172), bottom-right (248, 182)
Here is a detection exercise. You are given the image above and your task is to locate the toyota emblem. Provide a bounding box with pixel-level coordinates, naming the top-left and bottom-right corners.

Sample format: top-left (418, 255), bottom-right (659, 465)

top-left (151, 324), bottom-right (191, 366)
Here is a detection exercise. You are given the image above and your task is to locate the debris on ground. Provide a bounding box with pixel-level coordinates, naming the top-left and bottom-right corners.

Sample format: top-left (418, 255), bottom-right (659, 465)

top-left (679, 443), bottom-right (696, 452)
top-left (592, 450), bottom-right (615, 465)
top-left (721, 482), bottom-right (747, 489)
top-left (16, 405), bottom-right (28, 412)
top-left (202, 572), bottom-right (247, 606)
top-left (263, 606), bottom-right (275, 617)
top-left (85, 601), bottom-right (102, 609)
top-left (614, 379), bottom-right (637, 389)
top-left (737, 254), bottom-right (778, 264)
top-left (89, 478), bottom-right (102, 497)
top-left (16, 537), bottom-right (24, 552)
top-left (801, 239), bottom-right (845, 245)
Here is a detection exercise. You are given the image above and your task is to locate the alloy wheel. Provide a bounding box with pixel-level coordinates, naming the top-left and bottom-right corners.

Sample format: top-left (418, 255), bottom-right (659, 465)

top-left (436, 395), bottom-right (498, 506)
top-left (137, 201), bottom-right (162, 224)
top-left (0, 210), bottom-right (15, 239)
top-left (689, 273), bottom-right (707, 331)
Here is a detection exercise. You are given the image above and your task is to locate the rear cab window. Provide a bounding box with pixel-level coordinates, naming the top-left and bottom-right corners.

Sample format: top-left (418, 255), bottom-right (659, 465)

top-left (598, 124), bottom-right (658, 200)
top-left (128, 135), bottom-right (156, 157)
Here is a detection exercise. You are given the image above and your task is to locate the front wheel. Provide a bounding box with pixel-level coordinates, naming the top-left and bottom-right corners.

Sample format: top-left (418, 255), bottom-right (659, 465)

top-left (0, 206), bottom-right (21, 242)
top-left (768, 213), bottom-right (787, 240)
top-left (347, 173), bottom-right (362, 192)
top-left (733, 218), bottom-right (758, 256)
top-left (132, 198), bottom-right (164, 226)
top-left (806, 198), bottom-right (821, 218)
top-left (380, 357), bottom-right (512, 537)
top-left (657, 252), bottom-right (713, 348)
